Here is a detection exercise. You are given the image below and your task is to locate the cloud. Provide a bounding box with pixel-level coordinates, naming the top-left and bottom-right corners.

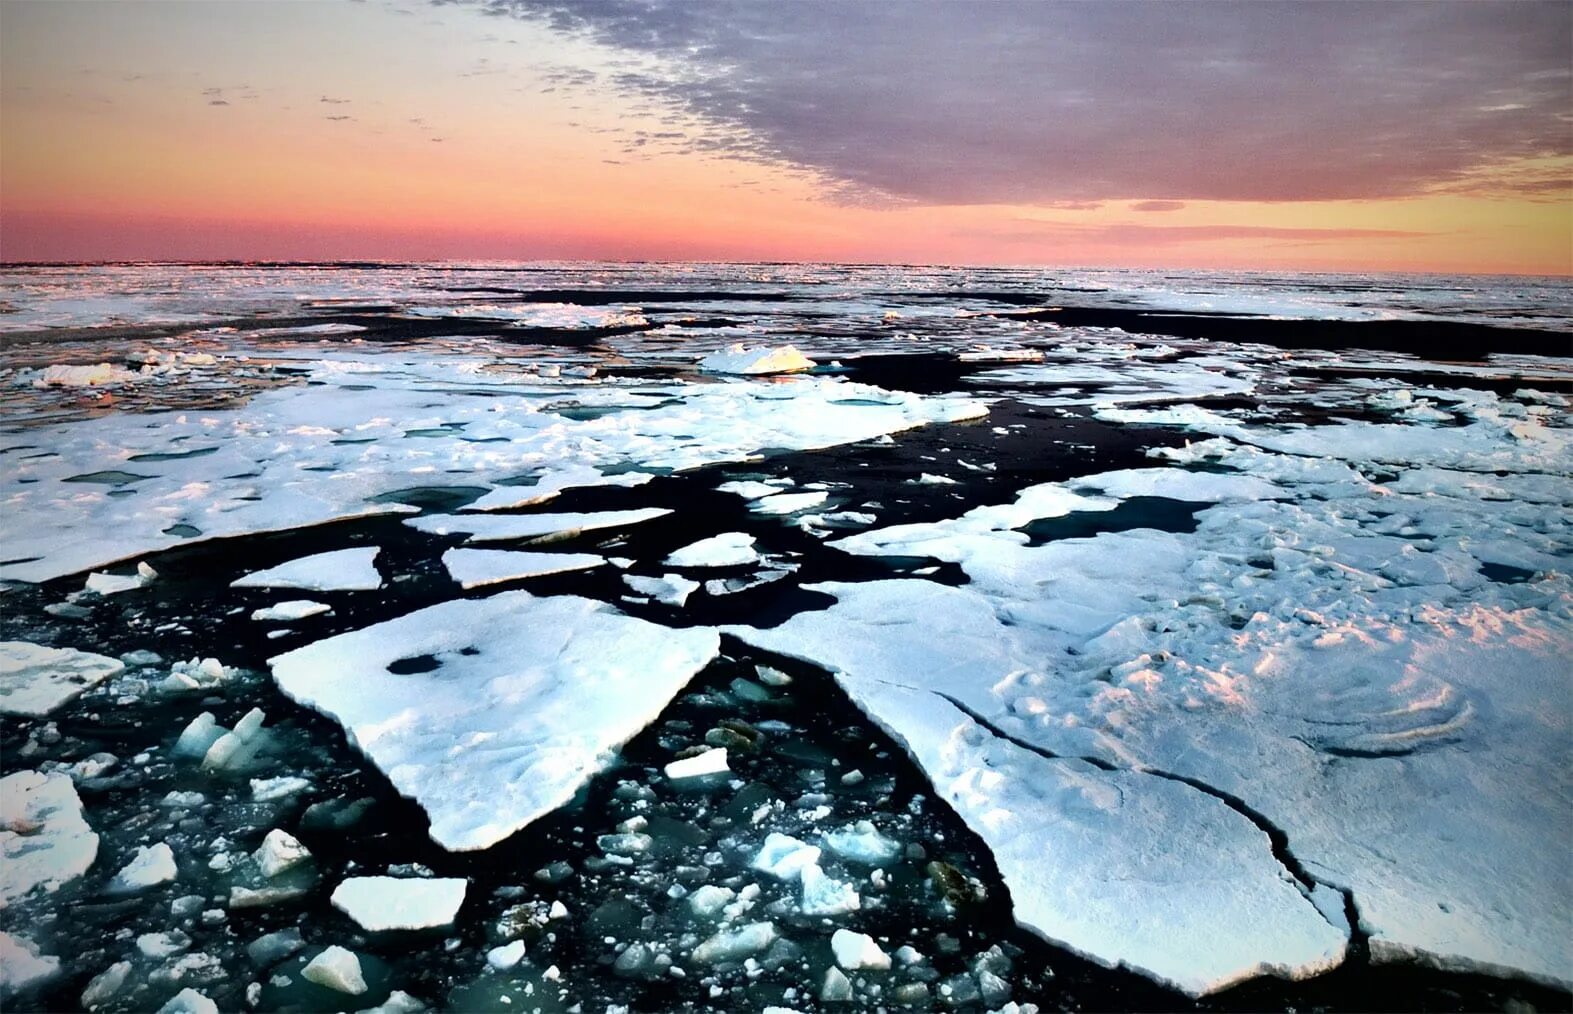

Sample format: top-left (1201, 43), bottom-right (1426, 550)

top-left (1131, 200), bottom-right (1186, 212)
top-left (965, 221), bottom-right (1434, 247)
top-left (321, 97), bottom-right (351, 105)
top-left (471, 0), bottom-right (1572, 206)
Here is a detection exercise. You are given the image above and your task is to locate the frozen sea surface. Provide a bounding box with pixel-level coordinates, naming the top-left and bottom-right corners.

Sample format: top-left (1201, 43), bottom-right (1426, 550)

top-left (0, 262), bottom-right (1569, 1013)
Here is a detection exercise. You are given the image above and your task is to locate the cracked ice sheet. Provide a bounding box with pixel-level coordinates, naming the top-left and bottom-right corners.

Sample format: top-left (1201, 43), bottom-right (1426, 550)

top-left (972, 358), bottom-right (1257, 408)
top-left (0, 354), bottom-right (983, 583)
top-left (269, 591), bottom-right (719, 850)
top-left (730, 424), bottom-right (1573, 991)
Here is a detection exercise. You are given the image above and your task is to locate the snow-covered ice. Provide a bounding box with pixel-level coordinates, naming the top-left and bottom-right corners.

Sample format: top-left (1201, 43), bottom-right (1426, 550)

top-left (0, 771), bottom-right (99, 905)
top-left (302, 945), bottom-right (368, 994)
top-left (0, 932), bottom-right (59, 998)
top-left (108, 842), bottom-right (177, 893)
top-left (0, 642), bottom-right (124, 717)
top-left (665, 532), bottom-right (760, 568)
top-left (441, 549), bottom-right (604, 589)
top-left (232, 547), bottom-right (382, 592)
top-left (250, 600), bottom-right (331, 622)
top-left (330, 877), bottom-right (468, 931)
top-left (270, 591), bottom-right (720, 850)
top-left (698, 344), bottom-right (814, 375)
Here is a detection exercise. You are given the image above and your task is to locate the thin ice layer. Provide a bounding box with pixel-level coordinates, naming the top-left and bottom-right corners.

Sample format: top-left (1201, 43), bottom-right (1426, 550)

top-left (269, 592), bottom-right (719, 850)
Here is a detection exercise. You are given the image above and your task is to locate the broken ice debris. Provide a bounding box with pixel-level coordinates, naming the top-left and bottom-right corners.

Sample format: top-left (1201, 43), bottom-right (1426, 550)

top-left (751, 833), bottom-right (821, 879)
top-left (302, 946), bottom-right (368, 995)
top-left (698, 344), bottom-right (814, 375)
top-left (441, 548), bottom-right (603, 589)
top-left (823, 821), bottom-right (901, 866)
top-left (664, 747), bottom-right (729, 782)
top-left (253, 830), bottom-right (311, 878)
top-left (232, 547), bottom-right (382, 592)
top-left (691, 921), bottom-right (779, 964)
top-left (269, 591), bottom-right (719, 850)
top-left (155, 988), bottom-right (219, 1014)
top-left (251, 600), bottom-right (331, 622)
top-left (0, 641), bottom-right (125, 717)
top-left (800, 864), bottom-right (861, 916)
top-left (0, 771), bottom-right (99, 904)
top-left (200, 707), bottom-right (269, 771)
top-left (831, 929), bottom-right (890, 970)
top-left (330, 877), bottom-right (468, 932)
top-left (160, 656), bottom-right (236, 694)
top-left (109, 842), bottom-right (177, 893)
top-left (664, 532), bottom-right (760, 568)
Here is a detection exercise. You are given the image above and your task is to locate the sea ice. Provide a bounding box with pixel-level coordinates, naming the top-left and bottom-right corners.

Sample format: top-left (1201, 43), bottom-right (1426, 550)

top-left (698, 344), bottom-right (814, 375)
top-left (830, 929), bottom-right (890, 970)
top-left (407, 509), bottom-right (670, 545)
top-left (799, 864), bottom-right (861, 917)
top-left (253, 830), bottom-right (311, 878)
top-left (231, 547), bottom-right (382, 592)
top-left (622, 573), bottom-right (700, 607)
top-left (822, 822), bottom-right (901, 867)
top-left (270, 591), bottom-right (719, 850)
top-left (155, 988), bottom-right (219, 1014)
top-left (0, 932), bottom-right (59, 998)
top-left (330, 877), bottom-right (468, 932)
top-left (690, 922), bottom-right (778, 964)
top-left (441, 549), bottom-right (604, 589)
top-left (0, 771), bottom-right (99, 905)
top-left (665, 532), bottom-right (760, 568)
top-left (109, 842), bottom-right (177, 893)
top-left (664, 748), bottom-right (729, 781)
top-left (302, 946), bottom-right (368, 995)
top-left (460, 467), bottom-right (655, 513)
top-left (0, 642), bottom-right (124, 717)
top-left (753, 491), bottom-right (828, 515)
top-left (250, 600), bottom-right (331, 622)
top-left (751, 833), bottom-right (821, 880)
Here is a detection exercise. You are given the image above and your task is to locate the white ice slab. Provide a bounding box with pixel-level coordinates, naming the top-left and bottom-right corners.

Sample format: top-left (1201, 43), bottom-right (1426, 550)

top-left (665, 532), bottom-right (760, 568)
top-left (460, 468), bottom-right (655, 513)
top-left (698, 344), bottom-right (814, 375)
top-left (407, 509), bottom-right (670, 545)
top-left (441, 549), bottom-right (603, 589)
top-left (250, 601), bottom-right (331, 623)
top-left (232, 548), bottom-right (382, 592)
top-left (0, 642), bottom-right (125, 717)
top-left (0, 771), bottom-right (98, 906)
top-left (270, 591), bottom-right (719, 850)
top-left (330, 876), bottom-right (467, 931)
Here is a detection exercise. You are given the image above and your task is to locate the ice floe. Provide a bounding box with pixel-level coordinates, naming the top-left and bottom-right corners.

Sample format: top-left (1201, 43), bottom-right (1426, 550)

top-left (440, 549), bottom-right (604, 588)
top-left (231, 547), bottom-right (383, 592)
top-left (0, 771), bottom-right (98, 906)
top-left (698, 344), bottom-right (814, 375)
top-left (0, 933), bottom-right (59, 999)
top-left (330, 877), bottom-right (468, 931)
top-left (665, 532), bottom-right (760, 568)
top-left (250, 600), bottom-right (332, 622)
top-left (407, 509), bottom-right (670, 545)
top-left (0, 642), bottom-right (124, 717)
top-left (270, 591), bottom-right (720, 849)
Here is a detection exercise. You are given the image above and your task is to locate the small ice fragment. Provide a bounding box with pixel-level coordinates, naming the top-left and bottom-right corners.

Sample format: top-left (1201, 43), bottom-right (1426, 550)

top-left (753, 491), bottom-right (828, 515)
top-left (301, 946), bottom-right (367, 995)
top-left (85, 571), bottom-right (149, 596)
top-left (800, 863), bottom-right (861, 916)
top-left (155, 988), bottom-right (218, 1014)
top-left (109, 842), bottom-right (177, 893)
top-left (688, 885), bottom-right (736, 919)
top-left (665, 748), bottom-right (729, 781)
top-left (247, 929), bottom-right (305, 966)
top-left (331, 877), bottom-right (468, 932)
top-left (822, 821), bottom-right (901, 867)
top-left (253, 830), bottom-right (311, 878)
top-left (698, 344), bottom-right (814, 375)
top-left (201, 708), bottom-right (266, 771)
top-left (751, 833), bottom-right (821, 879)
top-left (250, 601), bottom-right (331, 623)
top-left (831, 929), bottom-right (890, 970)
top-left (691, 922), bottom-right (778, 964)
top-left (250, 776), bottom-right (311, 801)
top-left (80, 960), bottom-right (131, 1008)
top-left (820, 966), bottom-right (853, 1002)
top-left (487, 940), bottom-right (526, 970)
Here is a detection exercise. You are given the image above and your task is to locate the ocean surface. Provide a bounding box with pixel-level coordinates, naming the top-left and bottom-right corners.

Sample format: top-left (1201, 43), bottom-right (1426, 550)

top-left (1, 263), bottom-right (1569, 1013)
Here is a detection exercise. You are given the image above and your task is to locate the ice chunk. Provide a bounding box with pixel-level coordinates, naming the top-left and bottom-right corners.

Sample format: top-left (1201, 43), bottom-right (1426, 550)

top-left (486, 940), bottom-right (525, 970)
top-left (155, 988), bottom-right (219, 1014)
top-left (201, 707), bottom-right (267, 771)
top-left (691, 922), bottom-right (778, 964)
top-left (302, 946), bottom-right (367, 995)
top-left (441, 549), bottom-right (603, 589)
top-left (252, 830), bottom-right (311, 878)
top-left (698, 344), bottom-right (814, 375)
top-left (750, 833), bottom-right (821, 879)
top-left (330, 877), bottom-right (467, 931)
top-left (830, 929), bottom-right (890, 970)
top-left (822, 822), bottom-right (901, 867)
top-left (665, 533), bottom-right (760, 568)
top-left (172, 713), bottom-right (224, 758)
top-left (407, 509), bottom-right (671, 546)
top-left (665, 748), bottom-right (729, 782)
top-left (85, 569), bottom-right (151, 595)
top-left (819, 966), bottom-right (853, 1001)
top-left (0, 932), bottom-right (59, 998)
top-left (250, 600), bottom-right (331, 622)
top-left (753, 491), bottom-right (828, 515)
top-left (800, 863), bottom-right (861, 917)
top-left (250, 776), bottom-right (311, 801)
top-left (687, 884), bottom-right (735, 919)
top-left (30, 363), bottom-right (140, 387)
top-left (622, 573), bottom-right (700, 607)
top-left (0, 642), bottom-right (124, 717)
top-left (109, 842), bottom-right (177, 893)
top-left (232, 548), bottom-right (382, 592)
top-left (80, 960), bottom-right (131, 1008)
top-left (160, 657), bottom-right (236, 694)
top-left (356, 990), bottom-right (426, 1014)
top-left (269, 591), bottom-right (719, 850)
top-left (0, 771), bottom-right (99, 904)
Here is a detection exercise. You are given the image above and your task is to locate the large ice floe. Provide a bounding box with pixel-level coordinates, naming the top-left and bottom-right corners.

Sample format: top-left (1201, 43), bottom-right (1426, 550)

top-left (1, 771), bottom-right (99, 907)
top-left (0, 642), bottom-right (125, 717)
top-left (269, 591), bottom-right (720, 850)
top-left (729, 392), bottom-right (1573, 994)
top-left (0, 353), bottom-right (982, 583)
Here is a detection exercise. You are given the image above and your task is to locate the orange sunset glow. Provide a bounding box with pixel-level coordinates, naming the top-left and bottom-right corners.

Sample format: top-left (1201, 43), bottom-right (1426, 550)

top-left (1, 0), bottom-right (1569, 272)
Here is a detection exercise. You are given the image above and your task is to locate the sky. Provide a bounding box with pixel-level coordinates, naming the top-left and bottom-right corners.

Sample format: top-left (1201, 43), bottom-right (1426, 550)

top-left (1, 0), bottom-right (1569, 273)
